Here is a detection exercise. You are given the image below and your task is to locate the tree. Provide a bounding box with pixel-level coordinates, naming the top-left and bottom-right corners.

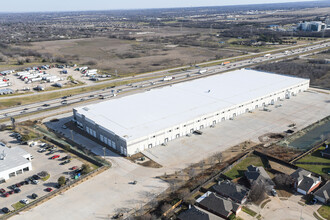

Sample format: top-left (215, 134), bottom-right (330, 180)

top-left (274, 173), bottom-right (294, 188)
top-left (212, 152), bottom-right (223, 164)
top-left (58, 176), bottom-right (66, 186)
top-left (81, 164), bottom-right (91, 175)
top-left (249, 182), bottom-right (266, 203)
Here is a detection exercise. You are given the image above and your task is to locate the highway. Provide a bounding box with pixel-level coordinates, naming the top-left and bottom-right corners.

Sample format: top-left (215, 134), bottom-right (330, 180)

top-left (0, 40), bottom-right (329, 121)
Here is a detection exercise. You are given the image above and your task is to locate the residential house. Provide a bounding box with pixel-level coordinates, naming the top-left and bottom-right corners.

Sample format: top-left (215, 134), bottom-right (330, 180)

top-left (177, 205), bottom-right (225, 220)
top-left (314, 181), bottom-right (330, 204)
top-left (197, 191), bottom-right (241, 219)
top-left (290, 168), bottom-right (321, 195)
top-left (211, 180), bottom-right (249, 204)
top-left (244, 165), bottom-right (275, 192)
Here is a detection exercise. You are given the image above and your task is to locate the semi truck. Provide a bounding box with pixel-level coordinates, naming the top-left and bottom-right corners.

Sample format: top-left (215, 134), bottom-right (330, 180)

top-left (163, 76), bottom-right (174, 81)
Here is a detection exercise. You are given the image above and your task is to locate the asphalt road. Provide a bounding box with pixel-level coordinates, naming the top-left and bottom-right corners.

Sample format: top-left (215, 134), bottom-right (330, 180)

top-left (0, 40), bottom-right (329, 121)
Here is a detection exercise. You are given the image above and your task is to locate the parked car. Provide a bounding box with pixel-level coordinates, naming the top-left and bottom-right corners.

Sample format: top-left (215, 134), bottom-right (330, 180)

top-left (20, 181), bottom-right (25, 186)
top-left (51, 155), bottom-right (60, 159)
top-left (8, 190), bottom-right (14, 195)
top-left (45, 188), bottom-right (53, 192)
top-left (71, 166), bottom-right (79, 170)
top-left (14, 188), bottom-right (21, 193)
top-left (42, 104), bottom-right (50, 107)
top-left (62, 155), bottom-right (71, 160)
top-left (20, 199), bottom-right (29, 204)
top-left (2, 207), bottom-right (10, 213)
top-left (271, 189), bottom-right (277, 196)
top-left (31, 193), bottom-right (38, 199)
top-left (0, 188), bottom-right (5, 193)
top-left (32, 180), bottom-right (39, 185)
top-left (3, 192), bottom-right (9, 197)
top-left (60, 160), bottom-right (71, 165)
top-left (38, 148), bottom-right (46, 153)
top-left (15, 183), bottom-right (22, 188)
top-left (32, 175), bottom-right (40, 180)
top-left (310, 198), bottom-right (317, 205)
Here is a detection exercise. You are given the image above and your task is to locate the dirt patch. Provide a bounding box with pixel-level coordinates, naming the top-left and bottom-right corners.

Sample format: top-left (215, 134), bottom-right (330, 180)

top-left (255, 144), bottom-right (302, 162)
top-left (269, 161), bottom-right (296, 175)
top-left (258, 133), bottom-right (286, 143)
top-left (128, 152), bottom-right (162, 168)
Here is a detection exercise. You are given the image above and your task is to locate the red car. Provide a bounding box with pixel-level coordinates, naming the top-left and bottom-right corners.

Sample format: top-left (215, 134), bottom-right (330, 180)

top-left (45, 188), bottom-right (53, 192)
top-left (71, 166), bottom-right (79, 170)
top-left (51, 155), bottom-right (60, 159)
top-left (0, 188), bottom-right (5, 194)
top-left (3, 192), bottom-right (9, 197)
top-left (15, 183), bottom-right (22, 188)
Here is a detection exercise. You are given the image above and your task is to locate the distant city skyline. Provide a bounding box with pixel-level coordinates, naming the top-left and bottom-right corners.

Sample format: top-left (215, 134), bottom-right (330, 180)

top-left (0, 0), bottom-right (317, 12)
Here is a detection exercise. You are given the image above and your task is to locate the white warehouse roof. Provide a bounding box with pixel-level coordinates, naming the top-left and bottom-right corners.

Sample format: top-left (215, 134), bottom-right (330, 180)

top-left (0, 147), bottom-right (31, 173)
top-left (75, 69), bottom-right (309, 141)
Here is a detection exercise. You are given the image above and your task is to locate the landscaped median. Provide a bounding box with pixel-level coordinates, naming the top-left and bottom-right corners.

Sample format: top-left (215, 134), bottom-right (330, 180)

top-left (242, 206), bottom-right (258, 217)
top-left (318, 205), bottom-right (330, 220)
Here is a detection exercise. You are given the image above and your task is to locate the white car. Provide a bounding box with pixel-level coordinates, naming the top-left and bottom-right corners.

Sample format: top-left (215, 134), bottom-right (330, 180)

top-left (38, 148), bottom-right (46, 153)
top-left (20, 199), bottom-right (29, 204)
top-left (32, 180), bottom-right (39, 184)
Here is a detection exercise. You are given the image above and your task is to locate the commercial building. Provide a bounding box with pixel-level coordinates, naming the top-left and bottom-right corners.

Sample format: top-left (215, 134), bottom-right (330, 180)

top-left (73, 69), bottom-right (310, 156)
top-left (297, 21), bottom-right (326, 32)
top-left (0, 147), bottom-right (32, 183)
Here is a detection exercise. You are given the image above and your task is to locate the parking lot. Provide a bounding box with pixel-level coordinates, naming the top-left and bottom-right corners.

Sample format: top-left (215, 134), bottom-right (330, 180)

top-left (0, 66), bottom-right (111, 94)
top-left (9, 88), bottom-right (330, 220)
top-left (0, 130), bottom-right (84, 215)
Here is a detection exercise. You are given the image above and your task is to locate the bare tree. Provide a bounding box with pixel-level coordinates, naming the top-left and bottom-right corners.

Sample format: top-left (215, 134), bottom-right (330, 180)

top-left (177, 188), bottom-right (190, 200)
top-left (274, 173), bottom-right (294, 188)
top-left (249, 182), bottom-right (267, 203)
top-left (212, 152), bottom-right (223, 164)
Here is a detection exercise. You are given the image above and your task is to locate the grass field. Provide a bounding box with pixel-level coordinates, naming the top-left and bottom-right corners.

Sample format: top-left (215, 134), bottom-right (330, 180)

top-left (298, 146), bottom-right (330, 163)
top-left (318, 205), bottom-right (330, 219)
top-left (224, 155), bottom-right (264, 180)
top-left (297, 146), bottom-right (330, 177)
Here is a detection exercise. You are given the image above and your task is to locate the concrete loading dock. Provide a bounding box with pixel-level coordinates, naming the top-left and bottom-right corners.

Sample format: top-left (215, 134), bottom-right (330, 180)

top-left (73, 69), bottom-right (310, 156)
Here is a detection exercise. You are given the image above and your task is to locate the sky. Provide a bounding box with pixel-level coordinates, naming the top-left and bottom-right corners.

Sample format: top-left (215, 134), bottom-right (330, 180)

top-left (0, 0), bottom-right (317, 12)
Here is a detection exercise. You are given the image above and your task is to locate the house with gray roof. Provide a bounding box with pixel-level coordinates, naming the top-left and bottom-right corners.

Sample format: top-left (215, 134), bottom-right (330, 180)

top-left (197, 192), bottom-right (241, 219)
top-left (244, 165), bottom-right (275, 192)
top-left (211, 180), bottom-right (249, 204)
top-left (314, 181), bottom-right (330, 204)
top-left (178, 205), bottom-right (224, 220)
top-left (290, 168), bottom-right (321, 195)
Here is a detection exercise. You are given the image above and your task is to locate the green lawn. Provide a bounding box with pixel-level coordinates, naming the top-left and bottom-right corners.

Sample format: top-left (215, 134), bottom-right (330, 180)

top-left (318, 205), bottom-right (330, 219)
top-left (298, 146), bottom-right (330, 163)
top-left (297, 146), bottom-right (330, 176)
top-left (12, 201), bottom-right (26, 210)
top-left (224, 155), bottom-right (264, 179)
top-left (242, 206), bottom-right (257, 217)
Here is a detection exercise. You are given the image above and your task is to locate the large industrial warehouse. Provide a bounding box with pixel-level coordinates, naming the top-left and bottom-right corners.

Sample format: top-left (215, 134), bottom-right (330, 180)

top-left (73, 69), bottom-right (310, 156)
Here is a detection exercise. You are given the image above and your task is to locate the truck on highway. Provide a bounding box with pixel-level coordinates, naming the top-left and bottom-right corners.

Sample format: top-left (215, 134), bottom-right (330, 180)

top-left (198, 69), bottom-right (207, 74)
top-left (163, 76), bottom-right (174, 81)
top-left (264, 53), bottom-right (271, 57)
top-left (222, 61), bottom-right (231, 65)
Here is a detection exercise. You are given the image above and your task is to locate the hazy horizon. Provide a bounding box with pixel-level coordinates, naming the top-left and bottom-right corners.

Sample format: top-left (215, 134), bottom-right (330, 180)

top-left (0, 0), bottom-right (319, 13)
